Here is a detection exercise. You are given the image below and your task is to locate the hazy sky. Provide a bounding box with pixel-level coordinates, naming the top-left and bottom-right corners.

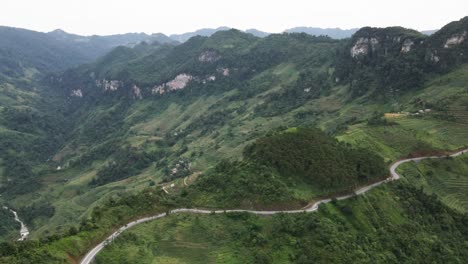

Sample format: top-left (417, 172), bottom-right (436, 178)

top-left (1, 0), bottom-right (467, 35)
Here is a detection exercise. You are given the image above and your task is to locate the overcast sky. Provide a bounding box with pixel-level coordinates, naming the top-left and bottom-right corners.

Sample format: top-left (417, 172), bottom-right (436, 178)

top-left (1, 0), bottom-right (467, 36)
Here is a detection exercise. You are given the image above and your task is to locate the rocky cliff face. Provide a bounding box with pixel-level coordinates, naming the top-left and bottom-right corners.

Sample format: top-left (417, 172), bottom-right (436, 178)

top-left (198, 50), bottom-right (221, 63)
top-left (335, 27), bottom-right (428, 97)
top-left (444, 31), bottom-right (466, 48)
top-left (348, 27), bottom-right (425, 60)
top-left (350, 37), bottom-right (379, 58)
top-left (424, 17), bottom-right (468, 69)
top-left (337, 17), bottom-right (468, 94)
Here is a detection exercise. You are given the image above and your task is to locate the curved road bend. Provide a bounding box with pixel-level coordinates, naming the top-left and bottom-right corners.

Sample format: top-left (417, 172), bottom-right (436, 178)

top-left (81, 148), bottom-right (468, 264)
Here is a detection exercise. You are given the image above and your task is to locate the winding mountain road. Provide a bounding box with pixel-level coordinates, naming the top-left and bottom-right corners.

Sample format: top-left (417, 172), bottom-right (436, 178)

top-left (80, 148), bottom-right (467, 264)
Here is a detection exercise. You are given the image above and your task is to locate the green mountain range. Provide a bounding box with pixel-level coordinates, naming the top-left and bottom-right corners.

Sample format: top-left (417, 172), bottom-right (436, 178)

top-left (0, 16), bottom-right (467, 263)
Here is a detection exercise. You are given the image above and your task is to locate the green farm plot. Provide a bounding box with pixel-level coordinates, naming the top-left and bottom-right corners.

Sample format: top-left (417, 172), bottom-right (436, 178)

top-left (338, 116), bottom-right (468, 162)
top-left (398, 153), bottom-right (468, 213)
top-left (95, 214), bottom-right (254, 264)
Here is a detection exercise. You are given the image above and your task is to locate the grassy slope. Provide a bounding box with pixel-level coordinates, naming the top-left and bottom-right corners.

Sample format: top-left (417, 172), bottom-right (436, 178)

top-left (338, 64), bottom-right (468, 162)
top-left (90, 65), bottom-right (468, 263)
top-left (4, 63), bottom-right (302, 238)
top-left (6, 62), bottom-right (468, 239)
top-left (95, 183), bottom-right (467, 264)
top-left (338, 117), bottom-right (468, 162)
top-left (398, 153), bottom-right (468, 213)
top-left (2, 62), bottom-right (462, 261)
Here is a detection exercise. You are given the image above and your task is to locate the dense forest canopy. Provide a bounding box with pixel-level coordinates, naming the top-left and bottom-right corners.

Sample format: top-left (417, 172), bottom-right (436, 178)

top-left (186, 128), bottom-right (387, 207)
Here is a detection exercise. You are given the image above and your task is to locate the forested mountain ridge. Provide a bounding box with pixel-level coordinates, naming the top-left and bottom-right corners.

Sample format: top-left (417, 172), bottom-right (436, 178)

top-left (0, 26), bottom-right (89, 77)
top-left (52, 30), bottom-right (338, 102)
top-left (285, 27), bottom-right (359, 39)
top-left (53, 16), bottom-right (468, 105)
top-left (336, 17), bottom-right (468, 98)
top-left (183, 128), bottom-right (387, 208)
top-left (0, 26), bottom-right (176, 78)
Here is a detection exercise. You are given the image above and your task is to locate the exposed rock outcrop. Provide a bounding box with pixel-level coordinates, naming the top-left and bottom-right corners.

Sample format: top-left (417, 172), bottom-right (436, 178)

top-left (444, 31), bottom-right (467, 48)
top-left (350, 37), bottom-right (379, 57)
top-left (71, 89), bottom-right (83, 97)
top-left (430, 52), bottom-right (440, 63)
top-left (166, 74), bottom-right (193, 89)
top-left (132, 84), bottom-right (142, 99)
top-left (96, 79), bottom-right (123, 91)
top-left (151, 84), bottom-right (165, 95)
top-left (401, 39), bottom-right (414, 53)
top-left (198, 50), bottom-right (221, 63)
top-left (218, 68), bottom-right (230, 76)
top-left (151, 74), bottom-right (193, 95)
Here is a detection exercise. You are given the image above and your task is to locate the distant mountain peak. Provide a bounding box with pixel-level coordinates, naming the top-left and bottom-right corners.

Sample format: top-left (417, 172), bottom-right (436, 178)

top-left (169, 27), bottom-right (232, 42)
top-left (285, 27), bottom-right (360, 39)
top-left (49, 28), bottom-right (68, 34)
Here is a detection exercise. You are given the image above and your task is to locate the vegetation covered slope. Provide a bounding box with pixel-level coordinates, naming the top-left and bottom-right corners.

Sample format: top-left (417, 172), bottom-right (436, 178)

top-left (0, 26), bottom-right (175, 78)
top-left (0, 32), bottom-right (345, 236)
top-left (0, 16), bottom-right (467, 263)
top-left (335, 16), bottom-right (468, 98)
top-left (398, 153), bottom-right (468, 213)
top-left (184, 128), bottom-right (386, 208)
top-left (2, 17), bottom-right (468, 240)
top-left (0, 208), bottom-right (20, 242)
top-left (2, 181), bottom-right (466, 263)
top-left (93, 184), bottom-right (468, 264)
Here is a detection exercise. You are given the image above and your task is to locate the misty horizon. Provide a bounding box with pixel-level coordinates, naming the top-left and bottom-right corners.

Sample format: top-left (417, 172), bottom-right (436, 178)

top-left (1, 0), bottom-right (466, 36)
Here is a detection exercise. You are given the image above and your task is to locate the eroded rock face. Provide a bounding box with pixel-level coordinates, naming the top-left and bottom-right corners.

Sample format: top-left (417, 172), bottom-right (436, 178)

top-left (71, 89), bottom-right (83, 97)
top-left (217, 67), bottom-right (230, 76)
top-left (401, 39), bottom-right (414, 53)
top-left (151, 84), bottom-right (165, 95)
top-left (96, 79), bottom-right (123, 91)
top-left (167, 74), bottom-right (193, 90)
top-left (430, 52), bottom-right (440, 63)
top-left (351, 37), bottom-right (379, 58)
top-left (132, 84), bottom-right (142, 99)
top-left (198, 50), bottom-right (221, 63)
top-left (444, 31), bottom-right (467, 48)
top-left (151, 74), bottom-right (193, 95)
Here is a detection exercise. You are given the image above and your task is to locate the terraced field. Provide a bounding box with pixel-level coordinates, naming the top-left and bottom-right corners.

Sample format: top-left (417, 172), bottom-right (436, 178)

top-left (94, 213), bottom-right (256, 264)
top-left (398, 153), bottom-right (468, 212)
top-left (446, 105), bottom-right (468, 124)
top-left (338, 116), bottom-right (468, 162)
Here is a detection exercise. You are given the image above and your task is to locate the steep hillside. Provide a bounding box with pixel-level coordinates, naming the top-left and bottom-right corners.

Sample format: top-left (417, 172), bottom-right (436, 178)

top-left (47, 29), bottom-right (176, 55)
top-left (1, 30), bottom-right (345, 239)
top-left (398, 153), bottom-right (468, 212)
top-left (424, 16), bottom-right (468, 71)
top-left (0, 208), bottom-right (20, 242)
top-left (336, 17), bottom-right (468, 98)
top-left (0, 26), bottom-right (176, 79)
top-left (0, 27), bottom-right (90, 77)
top-left (94, 184), bottom-right (468, 264)
top-left (0, 17), bottom-right (467, 263)
top-left (184, 128), bottom-right (386, 208)
top-left (3, 17), bottom-right (468, 239)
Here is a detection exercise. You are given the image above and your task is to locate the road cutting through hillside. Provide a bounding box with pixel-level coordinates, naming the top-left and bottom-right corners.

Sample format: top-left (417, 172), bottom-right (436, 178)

top-left (80, 148), bottom-right (468, 264)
